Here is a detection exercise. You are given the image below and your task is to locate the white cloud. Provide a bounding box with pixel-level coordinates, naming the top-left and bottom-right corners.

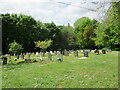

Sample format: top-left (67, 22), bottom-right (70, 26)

top-left (0, 0), bottom-right (102, 26)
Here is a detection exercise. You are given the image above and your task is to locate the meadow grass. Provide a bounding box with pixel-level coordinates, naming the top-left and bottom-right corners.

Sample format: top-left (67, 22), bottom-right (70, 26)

top-left (2, 51), bottom-right (118, 88)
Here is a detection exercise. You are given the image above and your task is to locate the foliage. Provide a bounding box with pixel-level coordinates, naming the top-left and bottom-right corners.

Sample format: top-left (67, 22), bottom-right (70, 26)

top-left (74, 17), bottom-right (99, 49)
top-left (34, 40), bottom-right (53, 51)
top-left (95, 2), bottom-right (120, 49)
top-left (59, 24), bottom-right (76, 50)
top-left (8, 41), bottom-right (23, 54)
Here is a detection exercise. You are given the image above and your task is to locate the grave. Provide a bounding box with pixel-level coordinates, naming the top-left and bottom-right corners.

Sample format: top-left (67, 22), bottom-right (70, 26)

top-left (64, 49), bottom-right (69, 56)
top-left (8, 54), bottom-right (11, 59)
top-left (102, 50), bottom-right (106, 54)
top-left (20, 53), bottom-right (24, 59)
top-left (54, 51), bottom-right (57, 55)
top-left (36, 52), bottom-right (39, 56)
top-left (94, 49), bottom-right (99, 55)
top-left (50, 51), bottom-right (53, 55)
top-left (47, 52), bottom-right (52, 60)
top-left (84, 49), bottom-right (91, 53)
top-left (32, 52), bottom-right (35, 56)
top-left (106, 49), bottom-right (112, 52)
top-left (56, 51), bottom-right (63, 62)
top-left (74, 50), bottom-right (78, 57)
top-left (14, 58), bottom-right (17, 61)
top-left (40, 52), bottom-right (44, 61)
top-left (16, 54), bottom-right (19, 59)
top-left (84, 51), bottom-right (89, 57)
top-left (27, 53), bottom-right (30, 60)
top-left (2, 57), bottom-right (7, 65)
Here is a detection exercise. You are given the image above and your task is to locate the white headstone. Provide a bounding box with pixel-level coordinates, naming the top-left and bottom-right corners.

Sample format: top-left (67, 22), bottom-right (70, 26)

top-left (36, 52), bottom-right (39, 56)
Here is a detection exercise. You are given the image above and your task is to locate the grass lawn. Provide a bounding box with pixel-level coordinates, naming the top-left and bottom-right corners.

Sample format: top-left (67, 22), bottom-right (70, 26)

top-left (1, 51), bottom-right (119, 88)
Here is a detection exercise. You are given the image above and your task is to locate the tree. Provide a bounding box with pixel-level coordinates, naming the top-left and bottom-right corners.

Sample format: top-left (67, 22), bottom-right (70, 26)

top-left (8, 41), bottom-right (23, 55)
top-left (95, 2), bottom-right (120, 50)
top-left (74, 17), bottom-right (99, 49)
top-left (34, 40), bottom-right (53, 51)
top-left (60, 24), bottom-right (76, 50)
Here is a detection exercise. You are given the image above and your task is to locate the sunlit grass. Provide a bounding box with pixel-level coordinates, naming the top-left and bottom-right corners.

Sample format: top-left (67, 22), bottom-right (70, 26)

top-left (2, 51), bottom-right (118, 88)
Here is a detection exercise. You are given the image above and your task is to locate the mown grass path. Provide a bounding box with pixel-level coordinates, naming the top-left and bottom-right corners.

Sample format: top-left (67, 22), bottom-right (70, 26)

top-left (2, 51), bottom-right (118, 88)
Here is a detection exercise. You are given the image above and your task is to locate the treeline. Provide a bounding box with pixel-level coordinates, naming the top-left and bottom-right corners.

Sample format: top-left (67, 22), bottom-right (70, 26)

top-left (1, 2), bottom-right (120, 54)
top-left (2, 14), bottom-right (76, 54)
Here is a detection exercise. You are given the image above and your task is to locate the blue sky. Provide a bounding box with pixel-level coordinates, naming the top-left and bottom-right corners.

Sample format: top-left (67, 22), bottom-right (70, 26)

top-left (0, 0), bottom-right (110, 26)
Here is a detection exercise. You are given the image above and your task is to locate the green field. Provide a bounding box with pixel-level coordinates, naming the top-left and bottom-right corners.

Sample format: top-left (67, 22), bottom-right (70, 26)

top-left (1, 51), bottom-right (119, 88)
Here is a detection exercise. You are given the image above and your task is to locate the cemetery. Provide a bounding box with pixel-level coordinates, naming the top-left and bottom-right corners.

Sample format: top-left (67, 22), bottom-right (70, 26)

top-left (0, 1), bottom-right (119, 89)
top-left (0, 50), bottom-right (118, 88)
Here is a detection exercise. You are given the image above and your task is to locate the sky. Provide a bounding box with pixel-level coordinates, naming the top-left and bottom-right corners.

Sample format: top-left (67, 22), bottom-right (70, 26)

top-left (0, 0), bottom-right (111, 26)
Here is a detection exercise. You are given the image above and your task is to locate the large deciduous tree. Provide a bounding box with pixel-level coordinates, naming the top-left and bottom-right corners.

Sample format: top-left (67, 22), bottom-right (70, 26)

top-left (74, 17), bottom-right (99, 49)
top-left (95, 2), bottom-right (120, 50)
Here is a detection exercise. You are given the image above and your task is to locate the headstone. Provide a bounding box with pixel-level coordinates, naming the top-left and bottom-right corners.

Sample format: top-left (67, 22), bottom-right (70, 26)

top-left (56, 51), bottom-right (63, 62)
top-left (106, 49), bottom-right (112, 52)
top-left (36, 52), bottom-right (39, 56)
top-left (102, 50), bottom-right (106, 54)
top-left (29, 52), bottom-right (31, 55)
top-left (21, 54), bottom-right (24, 59)
top-left (16, 54), bottom-right (19, 59)
top-left (84, 49), bottom-right (91, 53)
top-left (50, 51), bottom-right (53, 54)
top-left (40, 52), bottom-right (44, 61)
top-left (27, 53), bottom-right (30, 60)
top-left (64, 49), bottom-right (69, 56)
top-left (54, 51), bottom-right (57, 55)
top-left (94, 49), bottom-right (99, 55)
top-left (74, 50), bottom-right (78, 57)
top-left (8, 54), bottom-right (11, 59)
top-left (14, 58), bottom-right (17, 61)
top-left (2, 57), bottom-right (7, 65)
top-left (32, 52), bottom-right (35, 56)
top-left (84, 51), bottom-right (89, 57)
top-left (14, 53), bottom-right (16, 56)
top-left (48, 52), bottom-right (52, 60)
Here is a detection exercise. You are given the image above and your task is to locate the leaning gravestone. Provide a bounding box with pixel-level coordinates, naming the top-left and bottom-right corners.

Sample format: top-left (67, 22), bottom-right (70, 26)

top-left (74, 50), bottom-right (78, 57)
top-left (40, 52), bottom-right (44, 61)
top-left (48, 52), bottom-right (52, 60)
